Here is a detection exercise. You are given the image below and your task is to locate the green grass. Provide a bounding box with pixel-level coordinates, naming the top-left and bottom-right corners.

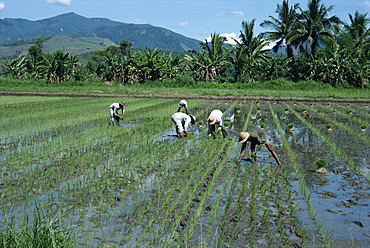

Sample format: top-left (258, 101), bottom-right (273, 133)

top-left (0, 204), bottom-right (76, 248)
top-left (1, 77), bottom-right (370, 99)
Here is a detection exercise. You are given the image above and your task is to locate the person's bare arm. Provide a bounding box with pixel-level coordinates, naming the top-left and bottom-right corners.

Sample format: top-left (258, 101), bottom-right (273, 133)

top-left (266, 143), bottom-right (282, 165)
top-left (238, 142), bottom-right (247, 161)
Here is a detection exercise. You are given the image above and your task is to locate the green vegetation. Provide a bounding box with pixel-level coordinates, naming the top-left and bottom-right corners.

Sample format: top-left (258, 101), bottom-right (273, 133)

top-left (0, 35), bottom-right (118, 60)
top-left (288, 123), bottom-right (295, 131)
top-left (0, 204), bottom-right (76, 248)
top-left (1, 0), bottom-right (370, 89)
top-left (1, 77), bottom-right (369, 99)
top-left (326, 123), bottom-right (333, 131)
top-left (315, 159), bottom-right (327, 168)
top-left (1, 95), bottom-right (370, 246)
top-left (315, 159), bottom-right (328, 173)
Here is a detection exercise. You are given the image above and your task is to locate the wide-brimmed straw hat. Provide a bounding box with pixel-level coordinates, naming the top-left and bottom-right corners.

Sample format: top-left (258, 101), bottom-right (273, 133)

top-left (238, 132), bottom-right (250, 143)
top-left (207, 115), bottom-right (217, 125)
top-left (120, 101), bottom-right (125, 105)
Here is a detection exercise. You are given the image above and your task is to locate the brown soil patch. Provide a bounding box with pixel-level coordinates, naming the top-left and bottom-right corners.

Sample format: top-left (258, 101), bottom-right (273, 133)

top-left (1, 91), bottom-right (370, 103)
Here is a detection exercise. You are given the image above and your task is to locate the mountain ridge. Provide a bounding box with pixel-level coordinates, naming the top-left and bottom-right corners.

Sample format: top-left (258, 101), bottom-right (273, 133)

top-left (0, 12), bottom-right (202, 55)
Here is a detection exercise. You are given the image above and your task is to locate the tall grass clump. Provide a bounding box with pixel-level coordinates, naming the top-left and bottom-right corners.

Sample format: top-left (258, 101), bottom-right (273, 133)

top-left (0, 205), bottom-right (76, 248)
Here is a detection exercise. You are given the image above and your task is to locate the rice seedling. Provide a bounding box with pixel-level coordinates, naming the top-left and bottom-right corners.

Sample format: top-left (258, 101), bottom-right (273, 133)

top-left (296, 102), bottom-right (365, 171)
top-left (2, 95), bottom-right (369, 247)
top-left (315, 159), bottom-right (327, 174)
top-left (326, 124), bottom-right (332, 131)
top-left (361, 125), bottom-right (367, 132)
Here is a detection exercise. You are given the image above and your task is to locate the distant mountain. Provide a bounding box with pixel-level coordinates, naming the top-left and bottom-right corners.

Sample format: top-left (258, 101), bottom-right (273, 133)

top-left (0, 12), bottom-right (202, 55)
top-left (92, 24), bottom-right (201, 53)
top-left (0, 12), bottom-right (123, 41)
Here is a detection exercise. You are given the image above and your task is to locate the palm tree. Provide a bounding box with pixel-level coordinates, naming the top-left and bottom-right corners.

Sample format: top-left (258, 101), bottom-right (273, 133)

top-left (260, 0), bottom-right (300, 59)
top-left (200, 33), bottom-right (227, 63)
top-left (344, 11), bottom-right (370, 54)
top-left (232, 19), bottom-right (270, 82)
top-left (186, 33), bottom-right (230, 81)
top-left (288, 0), bottom-right (341, 56)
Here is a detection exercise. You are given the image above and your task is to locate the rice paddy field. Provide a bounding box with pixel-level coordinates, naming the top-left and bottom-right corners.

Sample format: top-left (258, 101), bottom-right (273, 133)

top-left (1, 95), bottom-right (370, 247)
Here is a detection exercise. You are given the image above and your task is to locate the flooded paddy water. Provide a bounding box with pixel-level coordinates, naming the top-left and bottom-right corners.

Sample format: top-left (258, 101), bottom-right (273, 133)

top-left (0, 95), bottom-right (370, 247)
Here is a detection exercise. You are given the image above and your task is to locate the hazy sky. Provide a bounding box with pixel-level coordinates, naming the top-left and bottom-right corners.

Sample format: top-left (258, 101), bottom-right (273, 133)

top-left (0, 0), bottom-right (368, 43)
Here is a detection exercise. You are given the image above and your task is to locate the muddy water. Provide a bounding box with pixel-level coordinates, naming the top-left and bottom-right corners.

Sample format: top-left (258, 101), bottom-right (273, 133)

top-left (154, 101), bottom-right (369, 246)
top-left (270, 102), bottom-right (370, 246)
top-left (2, 99), bottom-right (370, 247)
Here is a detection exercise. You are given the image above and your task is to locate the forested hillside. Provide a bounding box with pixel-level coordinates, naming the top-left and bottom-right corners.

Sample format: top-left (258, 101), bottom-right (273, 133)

top-left (0, 12), bottom-right (202, 55)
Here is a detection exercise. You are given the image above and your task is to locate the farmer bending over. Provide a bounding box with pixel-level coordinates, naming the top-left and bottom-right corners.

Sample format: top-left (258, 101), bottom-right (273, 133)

top-left (237, 128), bottom-right (282, 165)
top-left (207, 109), bottom-right (228, 139)
top-left (109, 101), bottom-right (125, 126)
top-left (177, 100), bottom-right (189, 114)
top-left (171, 112), bottom-right (196, 138)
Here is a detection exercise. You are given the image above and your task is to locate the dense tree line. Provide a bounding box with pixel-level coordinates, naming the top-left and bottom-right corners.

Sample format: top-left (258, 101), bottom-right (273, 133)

top-left (2, 0), bottom-right (370, 88)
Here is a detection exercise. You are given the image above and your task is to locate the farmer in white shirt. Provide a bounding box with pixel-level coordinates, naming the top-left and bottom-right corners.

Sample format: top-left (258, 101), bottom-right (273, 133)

top-left (177, 100), bottom-right (188, 114)
top-left (109, 101), bottom-right (125, 126)
top-left (207, 109), bottom-right (228, 139)
top-left (171, 112), bottom-right (196, 138)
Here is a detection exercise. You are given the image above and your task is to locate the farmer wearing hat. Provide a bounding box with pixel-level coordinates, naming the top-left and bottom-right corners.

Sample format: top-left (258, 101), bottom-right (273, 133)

top-left (109, 101), bottom-right (125, 126)
top-left (177, 100), bottom-right (189, 114)
top-left (237, 128), bottom-right (282, 165)
top-left (207, 109), bottom-right (228, 139)
top-left (171, 112), bottom-right (196, 138)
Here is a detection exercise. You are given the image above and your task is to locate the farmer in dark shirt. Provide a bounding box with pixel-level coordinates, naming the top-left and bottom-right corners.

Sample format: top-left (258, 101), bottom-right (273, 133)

top-left (237, 128), bottom-right (282, 165)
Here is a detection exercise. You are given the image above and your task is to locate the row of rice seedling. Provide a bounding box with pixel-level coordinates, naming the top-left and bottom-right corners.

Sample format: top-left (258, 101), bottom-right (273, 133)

top-left (284, 101), bottom-right (367, 175)
top-left (269, 102), bottom-right (324, 247)
top-left (187, 100), bottom-right (309, 247)
top-left (118, 104), bottom-right (235, 246)
top-left (304, 102), bottom-right (369, 146)
top-left (78, 103), bottom-right (231, 246)
top-left (2, 95), bottom-right (369, 247)
top-left (0, 97), bottom-right (189, 205)
top-left (1, 98), bottom-right (179, 203)
top-left (1, 97), bottom-right (169, 149)
top-left (1, 95), bottom-right (213, 246)
top-left (280, 102), bottom-right (370, 246)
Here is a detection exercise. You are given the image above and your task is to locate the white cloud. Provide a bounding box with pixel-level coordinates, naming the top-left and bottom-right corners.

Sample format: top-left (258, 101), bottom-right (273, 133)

top-left (177, 22), bottom-right (197, 28)
top-left (44, 0), bottom-right (72, 6)
top-left (216, 11), bottom-right (244, 18)
top-left (362, 1), bottom-right (370, 9)
top-left (204, 33), bottom-right (240, 45)
top-left (263, 40), bottom-right (278, 51)
top-left (0, 2), bottom-right (5, 11)
top-left (127, 19), bottom-right (148, 24)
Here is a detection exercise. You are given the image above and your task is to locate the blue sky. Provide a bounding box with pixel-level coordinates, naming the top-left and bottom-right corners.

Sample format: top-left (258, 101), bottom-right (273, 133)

top-left (0, 0), bottom-right (369, 43)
